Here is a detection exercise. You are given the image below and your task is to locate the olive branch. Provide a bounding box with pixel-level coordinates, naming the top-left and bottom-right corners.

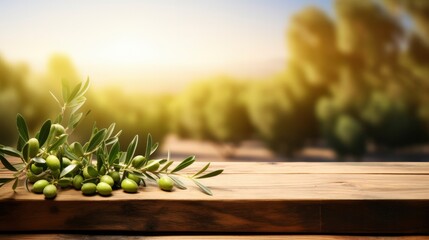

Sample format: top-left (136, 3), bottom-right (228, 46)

top-left (0, 79), bottom-right (223, 197)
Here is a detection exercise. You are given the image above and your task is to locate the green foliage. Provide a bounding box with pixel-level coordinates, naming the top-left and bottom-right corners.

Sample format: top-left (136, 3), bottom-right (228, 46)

top-left (247, 67), bottom-right (319, 155)
top-left (173, 81), bottom-right (213, 140)
top-left (203, 78), bottom-right (253, 144)
top-left (334, 115), bottom-right (367, 157)
top-left (172, 77), bottom-right (253, 158)
top-left (0, 80), bottom-right (222, 197)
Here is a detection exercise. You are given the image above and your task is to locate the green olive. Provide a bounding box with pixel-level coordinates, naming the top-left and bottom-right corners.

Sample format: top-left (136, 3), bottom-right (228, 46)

top-left (100, 175), bottom-right (114, 187)
top-left (43, 184), bottom-right (57, 199)
top-left (127, 173), bottom-right (141, 185)
top-left (62, 157), bottom-right (71, 169)
top-left (30, 164), bottom-right (43, 175)
top-left (28, 138), bottom-right (40, 158)
top-left (157, 176), bottom-right (174, 191)
top-left (47, 124), bottom-right (65, 145)
top-left (73, 175), bottom-right (84, 190)
top-left (96, 182), bottom-right (112, 196)
top-left (121, 178), bottom-right (138, 193)
top-left (131, 155), bottom-right (145, 168)
top-left (109, 171), bottom-right (121, 185)
top-left (32, 179), bottom-right (49, 193)
top-left (146, 160), bottom-right (160, 171)
top-left (81, 183), bottom-right (97, 195)
top-left (46, 155), bottom-right (60, 171)
top-left (52, 123), bottom-right (65, 135)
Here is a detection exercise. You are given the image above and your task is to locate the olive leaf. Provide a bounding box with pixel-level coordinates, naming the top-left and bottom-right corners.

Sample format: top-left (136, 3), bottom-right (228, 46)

top-left (67, 78), bottom-right (89, 104)
top-left (171, 156), bottom-right (195, 173)
top-left (12, 178), bottom-right (19, 191)
top-left (0, 154), bottom-right (18, 172)
top-left (32, 157), bottom-right (46, 165)
top-left (87, 165), bottom-right (98, 178)
top-left (196, 169), bottom-right (224, 179)
top-left (37, 119), bottom-right (52, 147)
top-left (48, 134), bottom-right (68, 152)
top-left (58, 177), bottom-right (73, 186)
top-left (86, 128), bottom-right (107, 153)
top-left (130, 171), bottom-right (148, 180)
top-left (150, 142), bottom-right (159, 155)
top-left (159, 160), bottom-right (174, 172)
top-left (16, 114), bottom-right (29, 141)
top-left (0, 146), bottom-right (23, 159)
top-left (22, 142), bottom-right (29, 162)
top-left (192, 179), bottom-right (212, 196)
top-left (71, 142), bottom-right (84, 157)
top-left (63, 147), bottom-right (79, 161)
top-left (192, 162), bottom-right (210, 177)
top-left (169, 175), bottom-right (187, 190)
top-left (108, 141), bottom-right (120, 165)
top-left (60, 164), bottom-right (78, 178)
top-left (143, 133), bottom-right (152, 166)
top-left (142, 158), bottom-right (166, 171)
top-left (106, 123), bottom-right (116, 139)
top-left (69, 97), bottom-right (86, 115)
top-left (68, 112), bottom-right (83, 130)
top-left (17, 135), bottom-right (26, 152)
top-left (0, 178), bottom-right (15, 188)
top-left (96, 148), bottom-right (104, 172)
top-left (125, 135), bottom-right (138, 165)
top-left (105, 137), bottom-right (118, 146)
top-left (145, 171), bottom-right (159, 181)
top-left (25, 178), bottom-right (30, 192)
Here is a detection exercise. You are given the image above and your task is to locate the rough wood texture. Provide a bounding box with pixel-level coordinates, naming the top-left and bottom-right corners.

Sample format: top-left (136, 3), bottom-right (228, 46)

top-left (0, 162), bottom-right (429, 233)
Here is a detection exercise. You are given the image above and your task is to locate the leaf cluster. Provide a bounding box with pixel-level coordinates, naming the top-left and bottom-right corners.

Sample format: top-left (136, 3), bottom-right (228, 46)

top-left (0, 79), bottom-right (223, 196)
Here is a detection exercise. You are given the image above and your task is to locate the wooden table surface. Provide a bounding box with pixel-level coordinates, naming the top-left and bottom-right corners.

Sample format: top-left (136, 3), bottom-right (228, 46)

top-left (1, 162), bottom-right (429, 235)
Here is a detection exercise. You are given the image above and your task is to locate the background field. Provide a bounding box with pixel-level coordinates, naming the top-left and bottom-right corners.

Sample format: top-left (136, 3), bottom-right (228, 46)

top-left (1, 0), bottom-right (429, 161)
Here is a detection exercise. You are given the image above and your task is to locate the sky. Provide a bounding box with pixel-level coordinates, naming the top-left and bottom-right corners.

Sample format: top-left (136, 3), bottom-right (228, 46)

top-left (0, 0), bottom-right (332, 92)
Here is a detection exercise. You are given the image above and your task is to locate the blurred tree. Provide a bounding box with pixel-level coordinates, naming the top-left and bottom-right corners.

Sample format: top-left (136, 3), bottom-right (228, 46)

top-left (334, 114), bottom-right (367, 158)
top-left (287, 6), bottom-right (338, 86)
top-left (203, 78), bottom-right (253, 157)
top-left (173, 81), bottom-right (213, 141)
top-left (385, 0), bottom-right (429, 42)
top-left (173, 77), bottom-right (253, 158)
top-left (0, 56), bottom-right (51, 145)
top-left (336, 0), bottom-right (403, 68)
top-left (361, 91), bottom-right (426, 148)
top-left (247, 62), bottom-right (319, 156)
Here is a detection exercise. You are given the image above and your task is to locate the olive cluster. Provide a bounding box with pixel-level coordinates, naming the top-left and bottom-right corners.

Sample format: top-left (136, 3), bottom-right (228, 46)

top-left (27, 137), bottom-right (174, 199)
top-left (0, 80), bottom-right (222, 198)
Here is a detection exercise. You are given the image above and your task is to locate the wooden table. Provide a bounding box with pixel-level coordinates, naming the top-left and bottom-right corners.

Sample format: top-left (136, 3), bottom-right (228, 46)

top-left (1, 162), bottom-right (429, 237)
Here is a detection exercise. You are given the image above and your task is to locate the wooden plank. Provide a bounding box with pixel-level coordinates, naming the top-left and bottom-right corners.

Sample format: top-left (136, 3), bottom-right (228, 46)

top-left (189, 162), bottom-right (429, 174)
top-left (1, 234), bottom-right (428, 240)
top-left (3, 159), bottom-right (429, 174)
top-left (0, 162), bottom-right (429, 233)
top-left (3, 173), bottom-right (429, 200)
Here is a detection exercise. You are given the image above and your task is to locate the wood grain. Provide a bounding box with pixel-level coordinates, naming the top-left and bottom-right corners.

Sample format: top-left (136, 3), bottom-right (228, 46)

top-left (0, 234), bottom-right (428, 240)
top-left (0, 162), bottom-right (429, 233)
